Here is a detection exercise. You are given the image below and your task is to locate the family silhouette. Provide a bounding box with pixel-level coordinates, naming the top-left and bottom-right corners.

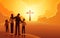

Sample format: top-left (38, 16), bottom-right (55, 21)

top-left (5, 13), bottom-right (26, 36)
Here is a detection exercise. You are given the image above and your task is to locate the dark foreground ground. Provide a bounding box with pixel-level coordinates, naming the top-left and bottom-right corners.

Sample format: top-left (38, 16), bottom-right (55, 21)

top-left (0, 31), bottom-right (40, 38)
top-left (0, 22), bottom-right (60, 38)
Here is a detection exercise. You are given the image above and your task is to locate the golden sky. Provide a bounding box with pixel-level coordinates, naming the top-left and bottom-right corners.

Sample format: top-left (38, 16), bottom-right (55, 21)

top-left (0, 0), bottom-right (60, 21)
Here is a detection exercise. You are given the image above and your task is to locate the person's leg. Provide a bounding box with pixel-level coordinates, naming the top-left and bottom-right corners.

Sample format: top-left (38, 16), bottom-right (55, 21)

top-left (22, 27), bottom-right (24, 34)
top-left (11, 23), bottom-right (14, 33)
top-left (11, 26), bottom-right (13, 33)
top-left (6, 26), bottom-right (7, 32)
top-left (7, 26), bottom-right (9, 32)
top-left (15, 24), bottom-right (17, 35)
top-left (11, 24), bottom-right (12, 33)
top-left (23, 26), bottom-right (25, 34)
top-left (24, 27), bottom-right (25, 34)
top-left (18, 24), bottom-right (20, 35)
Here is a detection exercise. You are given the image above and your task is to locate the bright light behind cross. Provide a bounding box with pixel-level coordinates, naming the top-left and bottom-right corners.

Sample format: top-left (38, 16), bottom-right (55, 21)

top-left (13, 1), bottom-right (46, 21)
top-left (27, 10), bottom-right (34, 21)
top-left (24, 7), bottom-right (38, 21)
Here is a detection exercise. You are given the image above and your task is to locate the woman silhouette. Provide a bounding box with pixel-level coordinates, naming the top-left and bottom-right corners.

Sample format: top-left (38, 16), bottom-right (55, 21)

top-left (10, 14), bottom-right (14, 33)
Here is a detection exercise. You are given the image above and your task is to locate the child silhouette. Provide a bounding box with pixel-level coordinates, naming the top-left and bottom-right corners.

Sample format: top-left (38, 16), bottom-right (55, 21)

top-left (22, 18), bottom-right (26, 34)
top-left (5, 19), bottom-right (9, 32)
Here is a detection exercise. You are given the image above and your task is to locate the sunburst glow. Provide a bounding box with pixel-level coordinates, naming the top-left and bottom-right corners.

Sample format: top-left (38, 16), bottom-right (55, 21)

top-left (1, 0), bottom-right (58, 21)
top-left (16, 1), bottom-right (45, 21)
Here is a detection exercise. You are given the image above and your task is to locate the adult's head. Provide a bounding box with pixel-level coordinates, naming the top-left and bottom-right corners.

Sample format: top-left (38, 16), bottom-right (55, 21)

top-left (5, 19), bottom-right (8, 22)
top-left (17, 13), bottom-right (20, 17)
top-left (11, 14), bottom-right (13, 17)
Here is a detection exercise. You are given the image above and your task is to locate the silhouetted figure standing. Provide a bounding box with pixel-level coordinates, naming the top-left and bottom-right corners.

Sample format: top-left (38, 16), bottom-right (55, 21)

top-left (14, 13), bottom-right (21, 35)
top-left (5, 19), bottom-right (9, 32)
top-left (22, 19), bottom-right (26, 34)
top-left (10, 14), bottom-right (14, 33)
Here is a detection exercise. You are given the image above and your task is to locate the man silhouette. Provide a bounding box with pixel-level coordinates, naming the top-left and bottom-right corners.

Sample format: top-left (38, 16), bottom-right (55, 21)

top-left (14, 13), bottom-right (21, 35)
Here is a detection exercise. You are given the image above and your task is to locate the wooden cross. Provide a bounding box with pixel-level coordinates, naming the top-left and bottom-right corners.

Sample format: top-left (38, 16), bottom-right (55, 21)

top-left (27, 10), bottom-right (33, 21)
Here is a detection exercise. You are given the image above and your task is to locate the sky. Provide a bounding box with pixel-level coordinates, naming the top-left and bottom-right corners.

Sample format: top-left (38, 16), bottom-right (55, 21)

top-left (0, 0), bottom-right (60, 21)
